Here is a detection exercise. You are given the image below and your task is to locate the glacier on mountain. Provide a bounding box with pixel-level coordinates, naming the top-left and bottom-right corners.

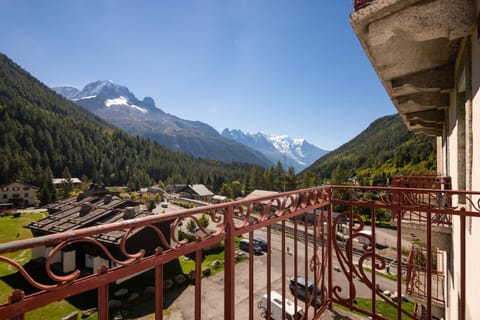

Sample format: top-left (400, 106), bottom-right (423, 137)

top-left (221, 129), bottom-right (329, 172)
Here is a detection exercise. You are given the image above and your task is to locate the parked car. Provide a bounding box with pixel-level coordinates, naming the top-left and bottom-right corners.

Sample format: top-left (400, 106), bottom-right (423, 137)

top-left (253, 237), bottom-right (268, 251)
top-left (239, 239), bottom-right (263, 255)
top-left (257, 290), bottom-right (303, 320)
top-left (289, 276), bottom-right (322, 307)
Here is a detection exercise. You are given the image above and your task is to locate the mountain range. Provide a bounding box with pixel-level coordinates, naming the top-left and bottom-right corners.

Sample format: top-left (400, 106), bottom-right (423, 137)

top-left (221, 129), bottom-right (328, 172)
top-left (0, 52), bottom-right (259, 193)
top-left (1, 51), bottom-right (436, 195)
top-left (54, 80), bottom-right (330, 171)
top-left (53, 81), bottom-right (272, 167)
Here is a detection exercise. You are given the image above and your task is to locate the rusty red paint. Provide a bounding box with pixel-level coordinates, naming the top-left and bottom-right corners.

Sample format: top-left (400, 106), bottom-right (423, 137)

top-left (0, 183), bottom-right (478, 319)
top-left (353, 0), bottom-right (374, 11)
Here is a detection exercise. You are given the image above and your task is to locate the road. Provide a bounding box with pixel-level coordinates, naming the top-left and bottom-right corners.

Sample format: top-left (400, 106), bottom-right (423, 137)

top-left (163, 226), bottom-right (404, 320)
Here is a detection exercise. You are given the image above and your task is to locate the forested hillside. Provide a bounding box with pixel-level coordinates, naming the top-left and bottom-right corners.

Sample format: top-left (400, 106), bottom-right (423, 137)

top-left (0, 52), bottom-right (438, 203)
top-left (303, 114), bottom-right (436, 185)
top-left (0, 53), bottom-right (256, 196)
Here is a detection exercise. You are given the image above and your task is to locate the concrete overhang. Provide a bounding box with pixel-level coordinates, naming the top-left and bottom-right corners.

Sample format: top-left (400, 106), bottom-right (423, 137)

top-left (350, 0), bottom-right (476, 135)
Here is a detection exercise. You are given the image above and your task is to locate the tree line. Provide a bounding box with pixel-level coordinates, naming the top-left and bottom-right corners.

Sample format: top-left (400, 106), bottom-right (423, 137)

top-left (304, 114), bottom-right (436, 186)
top-left (0, 53), bottom-right (437, 206)
top-left (0, 53), bottom-right (302, 204)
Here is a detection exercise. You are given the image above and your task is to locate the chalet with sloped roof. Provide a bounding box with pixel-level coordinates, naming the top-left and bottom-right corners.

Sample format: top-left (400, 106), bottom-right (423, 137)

top-left (0, 180), bottom-right (39, 208)
top-left (174, 184), bottom-right (214, 202)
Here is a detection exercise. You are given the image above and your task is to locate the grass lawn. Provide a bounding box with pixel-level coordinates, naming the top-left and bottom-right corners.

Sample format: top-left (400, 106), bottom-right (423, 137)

top-left (335, 297), bottom-right (415, 319)
top-left (0, 211), bottom-right (98, 320)
top-left (179, 236), bottom-right (248, 277)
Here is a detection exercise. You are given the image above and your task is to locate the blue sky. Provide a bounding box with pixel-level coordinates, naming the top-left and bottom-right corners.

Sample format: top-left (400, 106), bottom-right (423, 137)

top-left (0, 0), bottom-right (395, 150)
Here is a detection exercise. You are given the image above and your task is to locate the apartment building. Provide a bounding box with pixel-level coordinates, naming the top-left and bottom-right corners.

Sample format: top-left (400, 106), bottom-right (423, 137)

top-left (350, 0), bottom-right (480, 318)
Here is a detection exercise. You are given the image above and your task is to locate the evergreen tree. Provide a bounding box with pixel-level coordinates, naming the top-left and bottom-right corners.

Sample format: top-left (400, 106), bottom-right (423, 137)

top-left (285, 166), bottom-right (297, 191)
top-left (219, 183), bottom-right (233, 199)
top-left (61, 166), bottom-right (73, 198)
top-left (39, 167), bottom-right (55, 205)
top-left (231, 180), bottom-right (243, 199)
top-left (331, 165), bottom-right (347, 185)
top-left (263, 167), bottom-right (274, 191)
top-left (273, 161), bottom-right (286, 191)
top-left (246, 165), bottom-right (263, 194)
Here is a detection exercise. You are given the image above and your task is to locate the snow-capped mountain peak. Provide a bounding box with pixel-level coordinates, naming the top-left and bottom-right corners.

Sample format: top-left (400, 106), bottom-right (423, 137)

top-left (104, 96), bottom-right (148, 114)
top-left (52, 81), bottom-right (273, 166)
top-left (53, 80), bottom-right (163, 115)
top-left (221, 129), bottom-right (329, 172)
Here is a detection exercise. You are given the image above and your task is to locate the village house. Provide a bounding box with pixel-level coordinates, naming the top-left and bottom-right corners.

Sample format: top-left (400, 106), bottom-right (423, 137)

top-left (25, 185), bottom-right (179, 278)
top-left (0, 180), bottom-right (39, 208)
top-left (139, 184), bottom-right (165, 201)
top-left (52, 177), bottom-right (82, 191)
top-left (171, 184), bottom-right (214, 202)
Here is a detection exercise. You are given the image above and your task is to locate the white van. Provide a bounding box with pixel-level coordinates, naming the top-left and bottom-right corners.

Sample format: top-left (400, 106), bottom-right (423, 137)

top-left (257, 291), bottom-right (303, 320)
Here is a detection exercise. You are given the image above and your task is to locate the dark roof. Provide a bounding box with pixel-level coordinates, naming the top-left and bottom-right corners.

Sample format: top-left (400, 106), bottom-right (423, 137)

top-left (26, 187), bottom-right (147, 245)
top-left (171, 184), bottom-right (187, 193)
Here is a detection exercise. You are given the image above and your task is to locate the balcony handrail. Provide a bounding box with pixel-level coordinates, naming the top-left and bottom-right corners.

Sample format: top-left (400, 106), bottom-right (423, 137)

top-left (354, 0), bottom-right (374, 11)
top-left (0, 187), bottom-right (327, 255)
top-left (1, 184), bottom-right (479, 319)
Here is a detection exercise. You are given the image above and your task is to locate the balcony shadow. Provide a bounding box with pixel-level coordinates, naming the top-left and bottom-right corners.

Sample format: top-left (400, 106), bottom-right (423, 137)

top-left (0, 259), bottom-right (54, 297)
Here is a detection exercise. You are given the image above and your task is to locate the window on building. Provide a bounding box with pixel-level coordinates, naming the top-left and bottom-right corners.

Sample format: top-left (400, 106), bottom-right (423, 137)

top-left (24, 193), bottom-right (29, 198)
top-left (2, 187), bottom-right (8, 191)
top-left (12, 194), bottom-right (20, 198)
top-left (23, 187), bottom-right (29, 190)
top-left (2, 194), bottom-right (7, 199)
top-left (13, 187), bottom-right (19, 191)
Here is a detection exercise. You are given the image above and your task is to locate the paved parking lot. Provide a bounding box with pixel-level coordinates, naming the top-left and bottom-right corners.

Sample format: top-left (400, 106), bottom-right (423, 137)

top-left (141, 227), bottom-right (401, 320)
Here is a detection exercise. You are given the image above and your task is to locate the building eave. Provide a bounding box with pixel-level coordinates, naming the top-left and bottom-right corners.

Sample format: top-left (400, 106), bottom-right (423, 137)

top-left (350, 0), bottom-right (476, 135)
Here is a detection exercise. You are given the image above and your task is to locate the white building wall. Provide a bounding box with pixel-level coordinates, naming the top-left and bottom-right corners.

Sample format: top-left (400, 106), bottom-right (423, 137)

top-left (465, 10), bottom-right (480, 318)
top-left (85, 254), bottom-right (94, 269)
top-left (447, 16), bottom-right (480, 319)
top-left (30, 245), bottom-right (45, 260)
top-left (62, 250), bottom-right (76, 273)
top-left (93, 256), bottom-right (109, 273)
top-left (45, 247), bottom-right (61, 264)
top-left (445, 88), bottom-right (461, 319)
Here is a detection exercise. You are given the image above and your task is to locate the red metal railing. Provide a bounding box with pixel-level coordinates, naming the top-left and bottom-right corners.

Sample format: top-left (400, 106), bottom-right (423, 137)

top-left (392, 175), bottom-right (453, 226)
top-left (406, 245), bottom-right (445, 305)
top-left (392, 175), bottom-right (451, 190)
top-left (1, 184), bottom-right (479, 319)
top-left (354, 0), bottom-right (374, 11)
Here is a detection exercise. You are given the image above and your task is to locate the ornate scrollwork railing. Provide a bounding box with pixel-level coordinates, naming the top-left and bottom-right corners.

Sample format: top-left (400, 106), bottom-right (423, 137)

top-left (1, 185), bottom-right (479, 319)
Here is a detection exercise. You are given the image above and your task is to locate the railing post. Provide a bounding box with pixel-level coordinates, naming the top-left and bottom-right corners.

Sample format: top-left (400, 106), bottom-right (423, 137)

top-left (195, 249), bottom-right (202, 320)
top-left (8, 289), bottom-right (25, 320)
top-left (97, 265), bottom-right (109, 320)
top-left (426, 205), bottom-right (432, 320)
top-left (155, 258), bottom-right (164, 320)
top-left (224, 205), bottom-right (235, 320)
top-left (393, 192), bottom-right (402, 320)
top-left (460, 209), bottom-right (466, 320)
top-left (327, 188), bottom-right (333, 309)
